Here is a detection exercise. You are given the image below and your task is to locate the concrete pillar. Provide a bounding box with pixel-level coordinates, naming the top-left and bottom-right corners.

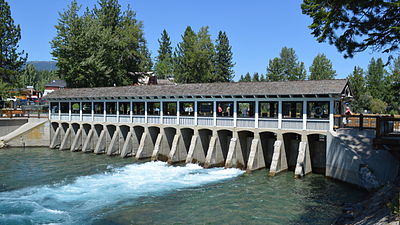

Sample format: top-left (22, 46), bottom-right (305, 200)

top-left (185, 130), bottom-right (206, 165)
top-left (49, 124), bottom-right (61, 149)
top-left (106, 127), bottom-right (120, 156)
top-left (151, 129), bottom-right (169, 161)
top-left (204, 132), bottom-right (225, 168)
top-left (168, 130), bottom-right (188, 163)
top-left (82, 129), bottom-right (94, 152)
top-left (70, 126), bottom-right (82, 152)
top-left (269, 133), bottom-right (288, 176)
top-left (246, 137), bottom-right (266, 172)
top-left (135, 127), bottom-right (156, 159)
top-left (94, 129), bottom-right (106, 154)
top-left (59, 126), bottom-right (72, 150)
top-left (225, 135), bottom-right (245, 169)
top-left (294, 135), bottom-right (312, 178)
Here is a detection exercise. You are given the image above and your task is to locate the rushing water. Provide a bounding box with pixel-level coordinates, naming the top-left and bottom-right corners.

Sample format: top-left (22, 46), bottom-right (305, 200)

top-left (0, 148), bottom-right (366, 225)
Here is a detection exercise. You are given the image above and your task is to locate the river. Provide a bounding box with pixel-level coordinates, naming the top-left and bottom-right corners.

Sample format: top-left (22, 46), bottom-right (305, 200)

top-left (0, 147), bottom-right (366, 225)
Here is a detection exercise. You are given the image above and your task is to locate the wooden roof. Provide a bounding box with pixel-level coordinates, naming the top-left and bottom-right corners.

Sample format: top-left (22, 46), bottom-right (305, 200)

top-left (45, 79), bottom-right (349, 99)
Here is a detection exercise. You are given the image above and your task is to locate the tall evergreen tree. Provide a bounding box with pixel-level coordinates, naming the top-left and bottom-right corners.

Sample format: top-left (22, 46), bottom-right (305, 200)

top-left (252, 72), bottom-right (260, 82)
top-left (174, 26), bottom-right (215, 83)
top-left (0, 0), bottom-right (27, 85)
top-left (174, 26), bottom-right (198, 83)
top-left (266, 47), bottom-right (306, 81)
top-left (347, 66), bottom-right (367, 112)
top-left (266, 58), bottom-right (284, 81)
top-left (365, 58), bottom-right (387, 101)
top-left (51, 0), bottom-right (152, 88)
top-left (309, 53), bottom-right (336, 80)
top-left (214, 31), bottom-right (235, 82)
top-left (154, 29), bottom-right (173, 79)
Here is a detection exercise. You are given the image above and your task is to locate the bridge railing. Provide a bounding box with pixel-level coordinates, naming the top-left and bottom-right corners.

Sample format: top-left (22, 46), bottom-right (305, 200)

top-left (375, 116), bottom-right (400, 138)
top-left (334, 114), bottom-right (379, 130)
top-left (0, 109), bottom-right (49, 119)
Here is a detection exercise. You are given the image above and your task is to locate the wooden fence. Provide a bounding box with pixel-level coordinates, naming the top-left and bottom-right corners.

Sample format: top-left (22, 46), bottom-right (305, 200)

top-left (0, 109), bottom-right (48, 118)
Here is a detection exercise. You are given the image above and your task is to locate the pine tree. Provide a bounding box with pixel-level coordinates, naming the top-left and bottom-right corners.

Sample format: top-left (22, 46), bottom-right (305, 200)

top-left (0, 0), bottom-right (27, 85)
top-left (347, 66), bottom-right (366, 112)
top-left (365, 58), bottom-right (387, 101)
top-left (260, 74), bottom-right (266, 81)
top-left (174, 26), bottom-right (198, 83)
top-left (51, 0), bottom-right (152, 88)
top-left (214, 31), bottom-right (234, 82)
top-left (266, 58), bottom-right (284, 81)
top-left (309, 53), bottom-right (336, 80)
top-left (252, 72), bottom-right (260, 82)
top-left (266, 47), bottom-right (306, 81)
top-left (243, 72), bottom-right (252, 82)
top-left (154, 30), bottom-right (174, 79)
top-left (195, 26), bottom-right (215, 82)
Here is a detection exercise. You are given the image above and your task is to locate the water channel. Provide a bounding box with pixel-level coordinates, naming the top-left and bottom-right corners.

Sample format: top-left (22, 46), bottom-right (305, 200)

top-left (0, 147), bottom-right (366, 225)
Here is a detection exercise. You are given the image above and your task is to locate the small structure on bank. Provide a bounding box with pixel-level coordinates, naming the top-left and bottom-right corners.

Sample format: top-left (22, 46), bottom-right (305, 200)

top-left (46, 79), bottom-right (353, 178)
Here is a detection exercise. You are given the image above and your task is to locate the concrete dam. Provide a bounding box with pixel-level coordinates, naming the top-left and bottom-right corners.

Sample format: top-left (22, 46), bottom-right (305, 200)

top-left (40, 79), bottom-right (398, 188)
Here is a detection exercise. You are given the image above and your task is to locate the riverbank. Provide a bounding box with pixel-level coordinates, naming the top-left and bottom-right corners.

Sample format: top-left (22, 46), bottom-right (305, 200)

top-left (334, 175), bottom-right (400, 224)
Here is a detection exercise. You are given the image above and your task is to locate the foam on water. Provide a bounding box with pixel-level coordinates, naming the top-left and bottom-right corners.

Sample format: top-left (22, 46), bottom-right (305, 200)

top-left (0, 161), bottom-right (243, 225)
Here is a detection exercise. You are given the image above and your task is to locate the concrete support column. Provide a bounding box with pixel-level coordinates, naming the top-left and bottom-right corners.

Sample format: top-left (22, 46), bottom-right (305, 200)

top-left (68, 102), bottom-right (71, 121)
top-left (329, 100), bottom-right (334, 130)
top-left (116, 101), bottom-right (120, 123)
top-left (303, 101), bottom-right (307, 130)
top-left (176, 101), bottom-right (180, 125)
top-left (213, 100), bottom-right (217, 126)
top-left (91, 102), bottom-right (94, 122)
top-left (144, 102), bottom-right (148, 124)
top-left (233, 100), bottom-right (237, 127)
top-left (255, 100), bottom-right (259, 128)
top-left (79, 102), bottom-right (83, 121)
top-left (103, 102), bottom-right (106, 122)
top-left (278, 100), bottom-right (282, 129)
top-left (194, 101), bottom-right (198, 126)
top-left (130, 101), bottom-right (133, 123)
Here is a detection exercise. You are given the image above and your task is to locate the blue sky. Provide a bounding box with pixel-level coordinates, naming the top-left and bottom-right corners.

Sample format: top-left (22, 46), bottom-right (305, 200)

top-left (8, 0), bottom-right (388, 80)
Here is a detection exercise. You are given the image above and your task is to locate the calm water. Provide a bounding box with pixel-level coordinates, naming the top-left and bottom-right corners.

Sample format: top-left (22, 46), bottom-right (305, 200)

top-left (0, 148), bottom-right (366, 225)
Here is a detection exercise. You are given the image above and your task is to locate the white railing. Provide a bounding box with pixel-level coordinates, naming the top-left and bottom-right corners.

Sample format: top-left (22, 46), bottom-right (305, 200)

top-left (132, 115), bottom-right (145, 124)
top-left (198, 117), bottom-right (213, 126)
top-left (216, 117), bottom-right (234, 127)
top-left (237, 118), bottom-right (255, 128)
top-left (106, 115), bottom-right (117, 123)
top-left (147, 116), bottom-right (160, 124)
top-left (119, 115), bottom-right (130, 123)
top-left (307, 120), bottom-right (330, 130)
top-left (60, 113), bottom-right (69, 121)
top-left (82, 114), bottom-right (92, 122)
top-left (282, 119), bottom-right (303, 130)
top-left (163, 116), bottom-right (177, 125)
top-left (258, 118), bottom-right (279, 129)
top-left (94, 114), bottom-right (104, 122)
top-left (180, 116), bottom-right (195, 126)
top-left (71, 114), bottom-right (80, 121)
top-left (51, 114), bottom-right (59, 120)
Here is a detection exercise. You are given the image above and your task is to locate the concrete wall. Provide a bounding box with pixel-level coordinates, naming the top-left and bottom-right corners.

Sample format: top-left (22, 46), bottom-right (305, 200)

top-left (326, 129), bottom-right (399, 190)
top-left (0, 118), bottom-right (28, 137)
top-left (1, 118), bottom-right (49, 147)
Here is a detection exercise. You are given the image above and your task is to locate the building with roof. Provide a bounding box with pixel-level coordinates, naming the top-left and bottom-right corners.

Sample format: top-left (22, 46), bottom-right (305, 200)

top-left (46, 79), bottom-right (352, 177)
top-left (43, 80), bottom-right (67, 96)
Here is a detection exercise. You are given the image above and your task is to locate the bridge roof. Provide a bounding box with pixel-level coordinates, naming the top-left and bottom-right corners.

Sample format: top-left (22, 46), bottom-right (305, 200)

top-left (45, 79), bottom-right (350, 99)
